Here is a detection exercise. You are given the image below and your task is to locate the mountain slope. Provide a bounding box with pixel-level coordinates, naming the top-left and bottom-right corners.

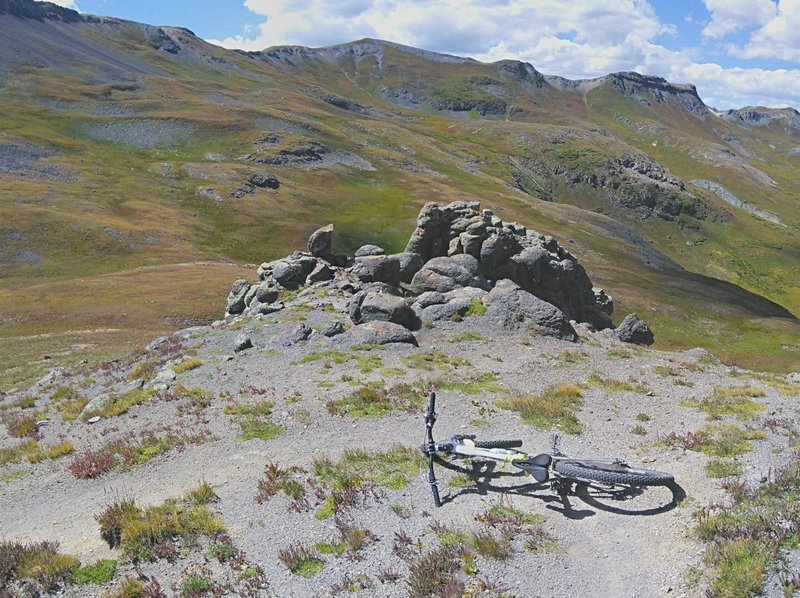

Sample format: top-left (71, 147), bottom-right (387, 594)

top-left (0, 1), bottom-right (797, 386)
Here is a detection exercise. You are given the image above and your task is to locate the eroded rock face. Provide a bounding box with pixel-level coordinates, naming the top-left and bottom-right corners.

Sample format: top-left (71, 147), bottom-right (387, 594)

top-left (615, 313), bottom-right (654, 345)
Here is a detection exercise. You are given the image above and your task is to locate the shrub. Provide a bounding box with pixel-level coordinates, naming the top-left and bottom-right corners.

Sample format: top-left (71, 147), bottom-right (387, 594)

top-left (82, 388), bottom-right (153, 420)
top-left (96, 493), bottom-right (224, 562)
top-left (68, 448), bottom-right (116, 479)
top-left (0, 540), bottom-right (78, 593)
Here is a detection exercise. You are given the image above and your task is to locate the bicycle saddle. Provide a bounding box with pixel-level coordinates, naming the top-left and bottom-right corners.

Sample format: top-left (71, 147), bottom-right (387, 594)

top-left (512, 453), bottom-right (552, 482)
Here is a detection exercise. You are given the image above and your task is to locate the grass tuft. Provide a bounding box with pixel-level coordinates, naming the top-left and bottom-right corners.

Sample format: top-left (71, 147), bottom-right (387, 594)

top-left (498, 384), bottom-right (583, 434)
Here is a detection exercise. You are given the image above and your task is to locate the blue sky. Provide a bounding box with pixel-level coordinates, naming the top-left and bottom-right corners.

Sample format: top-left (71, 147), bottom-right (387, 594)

top-left (55, 0), bottom-right (800, 110)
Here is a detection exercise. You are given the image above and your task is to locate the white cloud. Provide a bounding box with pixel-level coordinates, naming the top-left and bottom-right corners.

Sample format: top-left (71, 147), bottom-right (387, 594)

top-left (48, 0), bottom-right (79, 8)
top-left (701, 0), bottom-right (776, 39)
top-left (206, 0), bottom-right (800, 109)
top-left (735, 0), bottom-right (800, 61)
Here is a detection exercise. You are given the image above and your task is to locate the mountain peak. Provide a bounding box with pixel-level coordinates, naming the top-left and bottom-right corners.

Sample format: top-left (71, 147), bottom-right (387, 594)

top-left (0, 0), bottom-right (81, 22)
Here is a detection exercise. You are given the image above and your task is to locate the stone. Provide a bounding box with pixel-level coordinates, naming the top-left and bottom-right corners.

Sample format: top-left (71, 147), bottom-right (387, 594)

top-left (591, 287), bottom-right (614, 315)
top-left (255, 280), bottom-right (279, 305)
top-left (308, 224), bottom-right (333, 257)
top-left (271, 257), bottom-right (317, 290)
top-left (322, 321), bottom-right (345, 337)
top-left (480, 231), bottom-right (523, 275)
top-left (358, 292), bottom-right (419, 330)
top-left (415, 291), bottom-right (448, 308)
top-left (347, 321), bottom-right (418, 346)
top-left (306, 262), bottom-right (334, 284)
top-left (615, 313), bottom-right (654, 345)
top-left (281, 323), bottom-right (313, 346)
top-left (484, 279), bottom-right (578, 341)
top-left (233, 333), bottom-right (253, 352)
top-left (249, 173), bottom-right (279, 189)
top-left (355, 244), bottom-right (385, 257)
top-left (80, 393), bottom-right (111, 418)
top-left (226, 279), bottom-right (251, 316)
top-left (391, 252), bottom-right (424, 283)
top-left (348, 283), bottom-right (404, 325)
top-left (410, 255), bottom-right (490, 293)
top-left (349, 255), bottom-right (401, 287)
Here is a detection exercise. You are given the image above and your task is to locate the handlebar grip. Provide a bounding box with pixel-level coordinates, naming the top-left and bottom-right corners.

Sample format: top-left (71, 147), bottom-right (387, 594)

top-left (427, 391), bottom-right (436, 415)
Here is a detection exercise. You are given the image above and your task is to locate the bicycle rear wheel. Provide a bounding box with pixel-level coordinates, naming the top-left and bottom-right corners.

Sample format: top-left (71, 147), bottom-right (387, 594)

top-left (474, 439), bottom-right (523, 449)
top-left (554, 460), bottom-right (673, 486)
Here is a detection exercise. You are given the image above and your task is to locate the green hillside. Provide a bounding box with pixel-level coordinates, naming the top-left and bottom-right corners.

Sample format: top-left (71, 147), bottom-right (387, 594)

top-left (0, 4), bottom-right (797, 387)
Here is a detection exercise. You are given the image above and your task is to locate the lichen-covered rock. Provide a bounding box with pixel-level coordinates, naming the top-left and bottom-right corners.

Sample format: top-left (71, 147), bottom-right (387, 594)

top-left (615, 313), bottom-right (654, 345)
top-left (484, 279), bottom-right (578, 341)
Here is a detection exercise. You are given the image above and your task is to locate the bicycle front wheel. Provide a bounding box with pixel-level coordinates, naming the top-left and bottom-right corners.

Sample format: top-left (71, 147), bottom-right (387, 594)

top-left (554, 460), bottom-right (673, 486)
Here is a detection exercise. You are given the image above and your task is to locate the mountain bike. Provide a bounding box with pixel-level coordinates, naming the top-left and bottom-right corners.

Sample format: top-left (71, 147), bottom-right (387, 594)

top-left (420, 392), bottom-right (674, 507)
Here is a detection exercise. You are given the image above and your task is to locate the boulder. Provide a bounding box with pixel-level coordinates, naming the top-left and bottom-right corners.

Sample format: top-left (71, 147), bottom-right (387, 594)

top-left (347, 284), bottom-right (396, 323)
top-left (410, 254), bottom-right (490, 293)
top-left (322, 321), bottom-right (345, 337)
top-left (349, 255), bottom-right (401, 287)
top-left (614, 314), bottom-right (654, 345)
top-left (226, 279), bottom-right (251, 316)
top-left (355, 244), bottom-right (385, 257)
top-left (414, 291), bottom-right (448, 308)
top-left (271, 256), bottom-right (317, 289)
top-left (281, 323), bottom-right (313, 346)
top-left (358, 292), bottom-right (419, 330)
top-left (233, 333), bottom-right (253, 352)
top-left (484, 279), bottom-right (578, 341)
top-left (308, 224), bottom-right (333, 257)
top-left (591, 287), bottom-right (614, 315)
top-left (480, 231), bottom-right (522, 274)
top-left (347, 321), bottom-right (418, 346)
top-left (306, 262), bottom-right (334, 284)
top-left (391, 252), bottom-right (424, 283)
top-left (249, 173), bottom-right (280, 189)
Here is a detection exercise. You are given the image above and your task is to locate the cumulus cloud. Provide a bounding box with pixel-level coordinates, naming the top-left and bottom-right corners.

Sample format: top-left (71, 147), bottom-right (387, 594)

top-left (736, 0), bottom-right (800, 61)
top-left (48, 0), bottom-right (79, 8)
top-left (701, 0), bottom-right (776, 39)
top-left (207, 0), bottom-right (800, 109)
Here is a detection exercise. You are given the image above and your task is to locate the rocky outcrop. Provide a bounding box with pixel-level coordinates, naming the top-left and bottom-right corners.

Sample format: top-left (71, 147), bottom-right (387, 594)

top-left (403, 201), bottom-right (612, 326)
top-left (224, 201), bottom-right (618, 343)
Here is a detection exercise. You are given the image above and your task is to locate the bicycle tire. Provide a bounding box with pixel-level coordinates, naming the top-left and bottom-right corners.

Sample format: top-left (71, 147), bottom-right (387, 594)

top-left (554, 460), bottom-right (673, 486)
top-left (474, 439), bottom-right (523, 449)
